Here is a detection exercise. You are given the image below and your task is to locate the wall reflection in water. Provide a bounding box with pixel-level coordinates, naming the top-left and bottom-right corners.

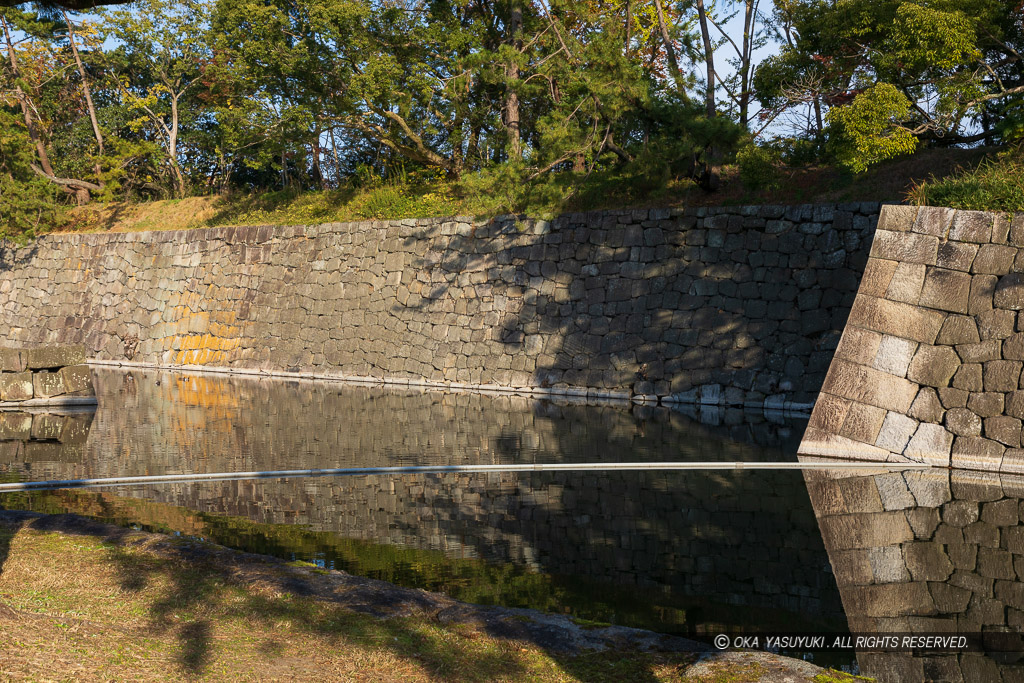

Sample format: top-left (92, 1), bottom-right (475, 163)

top-left (806, 466), bottom-right (1024, 681)
top-left (0, 410), bottom-right (93, 472)
top-left (0, 368), bottom-right (848, 639)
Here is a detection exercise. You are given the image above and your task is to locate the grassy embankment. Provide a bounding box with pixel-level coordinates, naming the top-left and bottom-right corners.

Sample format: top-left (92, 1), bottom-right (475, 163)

top-left (52, 147), bottom-right (1015, 236)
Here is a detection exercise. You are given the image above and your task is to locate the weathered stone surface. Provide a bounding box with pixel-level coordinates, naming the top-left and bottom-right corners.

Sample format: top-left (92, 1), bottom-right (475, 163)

top-left (906, 345), bottom-right (960, 387)
top-left (936, 315), bottom-right (980, 345)
top-left (58, 365), bottom-right (94, 396)
top-left (847, 295), bottom-right (945, 344)
top-left (822, 359), bottom-right (919, 413)
top-left (952, 363), bottom-right (983, 391)
top-left (905, 542), bottom-right (954, 581)
top-left (984, 360), bottom-right (1022, 392)
top-left (985, 416), bottom-right (1022, 447)
top-left (873, 335), bottom-right (917, 377)
top-left (949, 211), bottom-right (994, 243)
top-left (878, 204), bottom-right (920, 233)
top-left (844, 583), bottom-right (937, 617)
top-left (819, 511), bottom-right (914, 549)
top-left (995, 273), bottom-right (1024, 310)
top-left (0, 372), bottom-right (33, 401)
top-left (952, 436), bottom-right (1005, 471)
top-left (945, 408), bottom-right (981, 437)
top-left (942, 500), bottom-right (978, 528)
top-left (973, 244), bottom-right (1018, 274)
top-left (0, 348), bottom-right (25, 372)
top-left (32, 371), bottom-right (65, 398)
top-left (840, 401), bottom-right (888, 444)
top-left (967, 392), bottom-right (1004, 418)
top-left (23, 345), bottom-right (86, 370)
top-left (918, 267), bottom-right (972, 313)
top-left (885, 262), bottom-right (926, 303)
top-left (913, 205), bottom-right (954, 236)
top-left (908, 387), bottom-right (944, 423)
top-left (875, 411), bottom-right (919, 452)
top-left (904, 423), bottom-right (954, 466)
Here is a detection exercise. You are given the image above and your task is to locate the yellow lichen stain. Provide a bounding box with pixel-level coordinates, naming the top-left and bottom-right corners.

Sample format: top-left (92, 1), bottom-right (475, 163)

top-left (158, 308), bottom-right (243, 367)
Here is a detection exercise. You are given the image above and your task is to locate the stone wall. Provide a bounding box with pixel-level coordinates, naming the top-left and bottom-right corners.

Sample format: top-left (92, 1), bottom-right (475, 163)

top-left (0, 204), bottom-right (879, 407)
top-left (0, 345), bottom-right (94, 405)
top-left (800, 206), bottom-right (1024, 470)
top-left (804, 465), bottom-right (1024, 682)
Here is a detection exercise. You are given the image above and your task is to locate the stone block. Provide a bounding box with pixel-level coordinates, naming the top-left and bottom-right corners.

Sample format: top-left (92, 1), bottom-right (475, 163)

top-left (0, 412), bottom-right (31, 439)
top-left (929, 582), bottom-right (971, 613)
top-left (978, 547), bottom-right (1015, 580)
top-left (878, 204), bottom-right (919, 232)
top-left (23, 345), bottom-right (86, 370)
top-left (907, 345), bottom-right (960, 388)
top-left (952, 436), bottom-right (1005, 471)
top-left (58, 365), bottom-right (94, 396)
top-left (942, 501), bottom-right (978, 528)
top-left (952, 364), bottom-right (983, 391)
top-left (985, 416), bottom-right (1022, 447)
top-left (984, 360), bottom-right (1022, 392)
top-left (835, 326), bottom-right (883, 365)
top-left (0, 348), bottom-right (25, 372)
top-left (936, 315), bottom-right (980, 345)
top-left (1007, 391), bottom-right (1024, 419)
top-left (946, 408), bottom-right (982, 437)
top-left (936, 241), bottom-right (978, 271)
top-left (875, 472), bottom-right (916, 510)
top-left (819, 511), bottom-right (914, 549)
top-left (913, 205), bottom-right (954, 236)
top-left (0, 372), bottom-right (33, 402)
top-left (977, 308), bottom-right (1015, 339)
top-left (840, 401), bottom-right (888, 444)
top-left (981, 498), bottom-right (1018, 526)
top-left (822, 359), bottom-right (920, 413)
top-left (969, 274), bottom-right (998, 314)
top-left (809, 393), bottom-right (851, 432)
top-left (919, 267), bottom-right (972, 313)
top-left (904, 470), bottom-right (952, 506)
top-left (949, 211), bottom-right (994, 243)
top-left (869, 546), bottom-right (911, 583)
top-left (32, 371), bottom-right (66, 399)
top-left (908, 387), bottom-right (944, 423)
top-left (885, 262), bottom-right (926, 303)
top-left (875, 411), bottom-right (919, 452)
top-left (30, 413), bottom-right (64, 441)
top-left (1004, 333), bottom-right (1024, 360)
top-left (905, 542), bottom-right (954, 581)
top-left (847, 295), bottom-right (945, 343)
top-left (906, 507), bottom-right (940, 538)
top-left (938, 387), bottom-right (969, 409)
top-left (955, 340), bottom-right (1002, 363)
top-left (904, 423), bottom-right (954, 466)
top-left (996, 273), bottom-right (1024, 310)
top-left (973, 244), bottom-right (1017, 274)
top-left (857, 258), bottom-right (898, 297)
top-left (873, 335), bottom-right (918, 376)
top-left (967, 392), bottom-right (1003, 417)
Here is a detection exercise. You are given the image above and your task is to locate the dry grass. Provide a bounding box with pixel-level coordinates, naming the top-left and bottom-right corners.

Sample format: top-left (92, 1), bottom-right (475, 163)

top-left (0, 518), bottom-right (726, 682)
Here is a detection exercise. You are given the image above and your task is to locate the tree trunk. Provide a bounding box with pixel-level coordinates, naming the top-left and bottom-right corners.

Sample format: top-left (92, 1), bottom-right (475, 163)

top-left (695, 0), bottom-right (716, 117)
top-left (62, 10), bottom-right (104, 161)
top-left (504, 0), bottom-right (522, 161)
top-left (653, 0), bottom-right (689, 101)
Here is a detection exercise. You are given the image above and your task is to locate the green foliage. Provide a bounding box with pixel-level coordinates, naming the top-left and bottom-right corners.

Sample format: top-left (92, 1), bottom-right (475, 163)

top-left (909, 146), bottom-right (1024, 212)
top-left (736, 142), bottom-right (782, 190)
top-left (0, 111), bottom-right (61, 240)
top-left (827, 84), bottom-right (918, 173)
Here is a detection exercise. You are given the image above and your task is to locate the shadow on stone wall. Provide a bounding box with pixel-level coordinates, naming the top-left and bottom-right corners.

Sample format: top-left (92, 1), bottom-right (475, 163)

top-left (0, 205), bottom-right (877, 407)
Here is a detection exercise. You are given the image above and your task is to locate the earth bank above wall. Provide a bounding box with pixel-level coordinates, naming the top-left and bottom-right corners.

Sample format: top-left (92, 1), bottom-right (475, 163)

top-left (0, 204), bottom-right (880, 407)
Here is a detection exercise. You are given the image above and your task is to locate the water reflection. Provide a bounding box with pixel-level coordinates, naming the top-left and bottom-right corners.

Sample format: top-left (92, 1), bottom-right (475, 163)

top-left (805, 465), bottom-right (1024, 681)
top-left (0, 368), bottom-right (845, 640)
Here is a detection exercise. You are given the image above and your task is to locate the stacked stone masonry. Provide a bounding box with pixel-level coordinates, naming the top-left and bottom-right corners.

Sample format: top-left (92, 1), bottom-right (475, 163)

top-left (800, 206), bottom-right (1024, 471)
top-left (0, 345), bottom-right (94, 404)
top-left (0, 204), bottom-right (879, 407)
top-left (805, 466), bottom-right (1024, 682)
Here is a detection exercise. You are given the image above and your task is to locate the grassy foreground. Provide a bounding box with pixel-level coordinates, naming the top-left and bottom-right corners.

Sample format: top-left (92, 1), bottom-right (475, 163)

top-left (0, 514), bottom-right (860, 682)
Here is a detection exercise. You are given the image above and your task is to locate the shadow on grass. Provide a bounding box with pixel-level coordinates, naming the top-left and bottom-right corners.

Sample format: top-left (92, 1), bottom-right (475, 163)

top-left (0, 512), bottom-right (677, 681)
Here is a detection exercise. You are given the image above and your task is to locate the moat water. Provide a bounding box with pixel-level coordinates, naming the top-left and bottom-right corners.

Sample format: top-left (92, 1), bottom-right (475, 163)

top-left (1, 368), bottom-right (1022, 681)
